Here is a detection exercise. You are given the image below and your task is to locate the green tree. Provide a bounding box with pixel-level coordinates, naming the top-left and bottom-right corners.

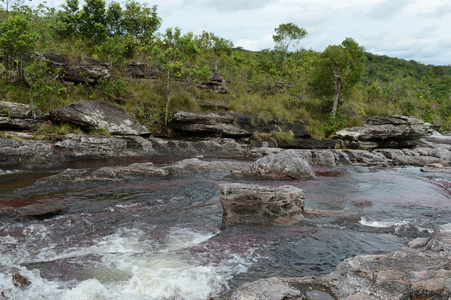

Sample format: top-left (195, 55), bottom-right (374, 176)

top-left (150, 27), bottom-right (207, 125)
top-left (196, 31), bottom-right (233, 72)
top-left (0, 14), bottom-right (37, 80)
top-left (122, 0), bottom-right (161, 42)
top-left (79, 0), bottom-right (107, 43)
top-left (55, 0), bottom-right (80, 38)
top-left (273, 23), bottom-right (307, 76)
top-left (310, 38), bottom-right (366, 116)
top-left (105, 1), bottom-right (122, 36)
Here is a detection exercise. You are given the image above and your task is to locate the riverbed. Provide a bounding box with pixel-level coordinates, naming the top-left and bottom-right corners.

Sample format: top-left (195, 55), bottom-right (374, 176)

top-left (1, 159), bottom-right (450, 299)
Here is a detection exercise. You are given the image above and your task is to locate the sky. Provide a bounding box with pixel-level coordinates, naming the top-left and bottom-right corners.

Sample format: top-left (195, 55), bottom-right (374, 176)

top-left (33, 0), bottom-right (451, 65)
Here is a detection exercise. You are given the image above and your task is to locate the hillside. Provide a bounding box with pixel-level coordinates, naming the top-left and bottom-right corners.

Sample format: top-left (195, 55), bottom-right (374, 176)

top-left (0, 0), bottom-right (450, 139)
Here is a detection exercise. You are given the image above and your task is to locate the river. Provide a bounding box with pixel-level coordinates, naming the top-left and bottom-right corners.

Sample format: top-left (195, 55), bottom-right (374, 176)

top-left (1, 159), bottom-right (450, 299)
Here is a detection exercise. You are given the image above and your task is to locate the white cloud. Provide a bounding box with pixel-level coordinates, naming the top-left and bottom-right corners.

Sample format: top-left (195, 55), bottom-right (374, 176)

top-left (182, 0), bottom-right (276, 12)
top-left (367, 0), bottom-right (414, 20)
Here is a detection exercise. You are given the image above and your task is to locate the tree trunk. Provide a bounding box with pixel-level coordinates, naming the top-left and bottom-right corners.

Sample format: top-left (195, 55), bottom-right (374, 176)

top-left (164, 70), bottom-right (171, 126)
top-left (331, 75), bottom-right (342, 117)
top-left (214, 54), bottom-right (219, 72)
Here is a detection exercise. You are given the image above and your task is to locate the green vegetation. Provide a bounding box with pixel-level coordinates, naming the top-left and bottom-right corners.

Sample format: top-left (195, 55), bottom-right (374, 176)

top-left (0, 1), bottom-right (450, 139)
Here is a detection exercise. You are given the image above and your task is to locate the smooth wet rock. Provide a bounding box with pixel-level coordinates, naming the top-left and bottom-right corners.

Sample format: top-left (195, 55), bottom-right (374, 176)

top-left (33, 163), bottom-right (169, 187)
top-left (12, 273), bottom-right (31, 288)
top-left (243, 150), bottom-right (315, 179)
top-left (221, 277), bottom-right (304, 300)
top-left (50, 101), bottom-right (150, 136)
top-left (16, 203), bottom-right (68, 219)
top-left (219, 183), bottom-right (305, 229)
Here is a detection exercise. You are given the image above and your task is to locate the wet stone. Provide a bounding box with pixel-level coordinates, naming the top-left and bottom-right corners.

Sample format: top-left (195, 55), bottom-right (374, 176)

top-left (219, 183), bottom-right (305, 229)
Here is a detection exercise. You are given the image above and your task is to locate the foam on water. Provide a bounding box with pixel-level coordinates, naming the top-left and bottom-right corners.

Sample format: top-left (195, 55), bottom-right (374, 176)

top-left (0, 225), bottom-right (255, 299)
top-left (359, 217), bottom-right (409, 228)
top-left (0, 169), bottom-right (19, 176)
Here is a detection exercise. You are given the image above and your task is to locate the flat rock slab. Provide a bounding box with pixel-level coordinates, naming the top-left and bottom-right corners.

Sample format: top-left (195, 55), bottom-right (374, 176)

top-left (50, 100), bottom-right (150, 136)
top-left (219, 183), bottom-right (305, 229)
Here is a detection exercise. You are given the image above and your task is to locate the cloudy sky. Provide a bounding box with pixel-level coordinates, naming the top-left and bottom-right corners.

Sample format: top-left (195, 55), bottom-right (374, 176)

top-left (35, 0), bottom-right (451, 65)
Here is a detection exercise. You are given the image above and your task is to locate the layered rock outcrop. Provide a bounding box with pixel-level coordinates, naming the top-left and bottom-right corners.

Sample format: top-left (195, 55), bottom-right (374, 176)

top-left (0, 101), bottom-right (48, 130)
top-left (219, 183), bottom-right (305, 229)
top-left (50, 100), bottom-right (150, 136)
top-left (32, 53), bottom-right (110, 84)
top-left (335, 116), bottom-right (433, 149)
top-left (169, 111), bottom-right (336, 149)
top-left (170, 111), bottom-right (250, 138)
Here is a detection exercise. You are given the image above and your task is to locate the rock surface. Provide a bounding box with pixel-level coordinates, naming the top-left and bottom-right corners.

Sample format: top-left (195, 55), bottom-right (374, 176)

top-left (0, 101), bottom-right (46, 119)
top-left (50, 100), bottom-right (150, 136)
top-left (170, 111), bottom-right (250, 138)
top-left (0, 203), bottom-right (68, 220)
top-left (33, 52), bottom-right (110, 83)
top-left (164, 158), bottom-right (250, 176)
top-left (32, 162), bottom-right (169, 188)
top-left (0, 138), bottom-right (58, 167)
top-left (243, 150), bottom-right (315, 179)
top-left (0, 117), bottom-right (49, 130)
top-left (127, 61), bottom-right (158, 79)
top-left (223, 223), bottom-right (451, 299)
top-left (219, 183), bottom-right (305, 229)
top-left (196, 72), bottom-right (229, 94)
top-left (29, 159), bottom-right (250, 190)
top-left (335, 116), bottom-right (433, 149)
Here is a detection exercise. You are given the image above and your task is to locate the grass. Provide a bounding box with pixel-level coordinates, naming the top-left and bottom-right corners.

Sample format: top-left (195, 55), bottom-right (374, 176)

top-left (253, 130), bottom-right (295, 144)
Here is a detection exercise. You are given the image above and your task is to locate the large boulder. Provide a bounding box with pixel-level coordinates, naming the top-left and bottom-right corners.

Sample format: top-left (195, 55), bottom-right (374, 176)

top-left (50, 100), bottom-right (150, 136)
top-left (335, 116), bottom-right (433, 149)
top-left (32, 53), bottom-right (110, 83)
top-left (219, 183), bottom-right (305, 229)
top-left (243, 150), bottom-right (315, 179)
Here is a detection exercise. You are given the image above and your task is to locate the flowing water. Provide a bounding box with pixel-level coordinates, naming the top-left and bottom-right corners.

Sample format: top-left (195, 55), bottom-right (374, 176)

top-left (1, 160), bottom-right (451, 299)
